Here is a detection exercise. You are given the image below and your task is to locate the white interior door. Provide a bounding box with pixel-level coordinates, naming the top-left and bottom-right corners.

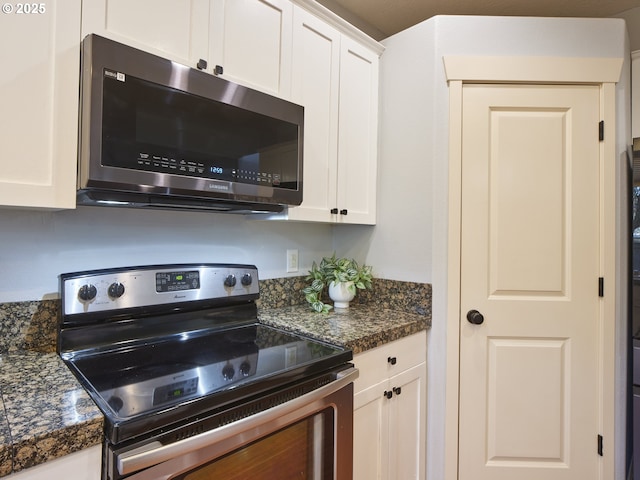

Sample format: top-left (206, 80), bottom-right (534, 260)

top-left (458, 83), bottom-right (602, 480)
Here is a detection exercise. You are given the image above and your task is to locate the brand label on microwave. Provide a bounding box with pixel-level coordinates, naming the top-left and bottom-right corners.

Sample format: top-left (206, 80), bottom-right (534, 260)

top-left (104, 69), bottom-right (126, 82)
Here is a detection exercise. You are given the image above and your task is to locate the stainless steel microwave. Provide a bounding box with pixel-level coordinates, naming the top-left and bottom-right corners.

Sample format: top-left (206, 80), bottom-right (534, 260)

top-left (77, 34), bottom-right (304, 213)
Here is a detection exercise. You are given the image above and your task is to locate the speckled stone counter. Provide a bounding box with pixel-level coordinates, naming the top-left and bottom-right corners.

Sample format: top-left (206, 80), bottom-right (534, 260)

top-left (259, 305), bottom-right (429, 354)
top-left (257, 276), bottom-right (431, 354)
top-left (0, 275), bottom-right (431, 477)
top-left (0, 353), bottom-right (103, 474)
top-left (0, 301), bottom-right (103, 477)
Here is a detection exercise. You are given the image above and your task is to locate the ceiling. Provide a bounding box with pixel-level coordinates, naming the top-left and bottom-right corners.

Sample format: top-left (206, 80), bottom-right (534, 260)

top-left (316, 0), bottom-right (640, 40)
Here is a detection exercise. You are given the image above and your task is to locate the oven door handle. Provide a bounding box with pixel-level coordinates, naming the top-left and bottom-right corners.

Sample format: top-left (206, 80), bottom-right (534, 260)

top-left (117, 366), bottom-right (359, 475)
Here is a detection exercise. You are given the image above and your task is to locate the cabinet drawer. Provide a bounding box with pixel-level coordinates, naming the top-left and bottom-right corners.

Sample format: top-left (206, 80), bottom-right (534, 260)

top-left (353, 331), bottom-right (426, 393)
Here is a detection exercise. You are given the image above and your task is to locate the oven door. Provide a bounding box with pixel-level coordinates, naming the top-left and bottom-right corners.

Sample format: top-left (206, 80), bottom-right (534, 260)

top-left (110, 367), bottom-right (357, 480)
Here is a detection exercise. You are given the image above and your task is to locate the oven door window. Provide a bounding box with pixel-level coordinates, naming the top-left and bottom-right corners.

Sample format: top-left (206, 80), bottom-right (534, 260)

top-left (174, 408), bottom-right (334, 480)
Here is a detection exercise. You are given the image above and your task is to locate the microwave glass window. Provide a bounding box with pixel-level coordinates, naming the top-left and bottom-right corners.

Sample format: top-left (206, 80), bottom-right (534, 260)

top-left (101, 71), bottom-right (299, 190)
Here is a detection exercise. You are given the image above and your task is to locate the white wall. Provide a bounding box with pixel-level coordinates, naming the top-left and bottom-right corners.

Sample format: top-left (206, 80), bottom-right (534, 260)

top-left (616, 7), bottom-right (640, 52)
top-left (360, 15), bottom-right (630, 480)
top-left (0, 206), bottom-right (335, 303)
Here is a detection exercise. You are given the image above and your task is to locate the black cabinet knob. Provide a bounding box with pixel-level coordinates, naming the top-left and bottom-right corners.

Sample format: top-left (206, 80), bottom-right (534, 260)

top-left (214, 65), bottom-right (224, 75)
top-left (387, 356), bottom-right (397, 365)
top-left (340, 209), bottom-right (348, 215)
top-left (383, 390), bottom-right (393, 399)
top-left (467, 309), bottom-right (484, 325)
top-left (196, 59), bottom-right (208, 70)
top-left (393, 386), bottom-right (402, 395)
top-left (330, 208), bottom-right (338, 214)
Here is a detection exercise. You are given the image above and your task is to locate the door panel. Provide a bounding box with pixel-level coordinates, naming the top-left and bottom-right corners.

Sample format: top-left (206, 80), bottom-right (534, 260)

top-left (489, 109), bottom-right (566, 296)
top-left (459, 84), bottom-right (601, 480)
top-left (486, 337), bottom-right (568, 463)
top-left (353, 381), bottom-right (387, 479)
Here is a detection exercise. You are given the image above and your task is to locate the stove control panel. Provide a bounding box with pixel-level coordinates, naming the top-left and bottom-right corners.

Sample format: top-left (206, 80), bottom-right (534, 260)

top-left (61, 264), bottom-right (259, 316)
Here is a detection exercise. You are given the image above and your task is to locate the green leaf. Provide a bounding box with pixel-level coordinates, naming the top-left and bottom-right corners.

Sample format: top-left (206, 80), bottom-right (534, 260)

top-left (310, 279), bottom-right (324, 291)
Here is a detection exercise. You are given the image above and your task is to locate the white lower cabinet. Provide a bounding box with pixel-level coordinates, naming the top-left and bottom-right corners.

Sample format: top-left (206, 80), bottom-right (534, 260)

top-left (353, 332), bottom-right (426, 480)
top-left (8, 445), bottom-right (101, 480)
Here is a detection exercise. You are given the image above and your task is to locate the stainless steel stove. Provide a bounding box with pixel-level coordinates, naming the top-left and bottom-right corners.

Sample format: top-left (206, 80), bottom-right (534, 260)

top-left (58, 264), bottom-right (356, 480)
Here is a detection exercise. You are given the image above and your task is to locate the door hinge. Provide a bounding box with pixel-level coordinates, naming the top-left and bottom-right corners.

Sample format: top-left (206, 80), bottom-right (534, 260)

top-left (599, 121), bottom-right (604, 141)
top-left (597, 434), bottom-right (603, 456)
top-left (598, 277), bottom-right (604, 297)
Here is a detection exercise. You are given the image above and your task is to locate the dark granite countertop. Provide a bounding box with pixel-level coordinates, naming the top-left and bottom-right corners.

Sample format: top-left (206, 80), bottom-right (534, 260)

top-left (0, 276), bottom-right (432, 476)
top-left (258, 304), bottom-right (429, 354)
top-left (0, 352), bottom-right (103, 476)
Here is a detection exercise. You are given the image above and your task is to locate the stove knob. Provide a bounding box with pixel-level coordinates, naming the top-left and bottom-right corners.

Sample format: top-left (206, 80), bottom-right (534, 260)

top-left (241, 273), bottom-right (252, 286)
top-left (222, 364), bottom-right (235, 381)
top-left (78, 284), bottom-right (97, 302)
top-left (108, 282), bottom-right (125, 299)
top-left (224, 274), bottom-right (237, 287)
top-left (240, 361), bottom-right (251, 377)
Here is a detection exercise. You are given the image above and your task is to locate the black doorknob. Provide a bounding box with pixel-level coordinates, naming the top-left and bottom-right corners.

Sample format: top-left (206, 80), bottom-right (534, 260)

top-left (466, 309), bottom-right (484, 325)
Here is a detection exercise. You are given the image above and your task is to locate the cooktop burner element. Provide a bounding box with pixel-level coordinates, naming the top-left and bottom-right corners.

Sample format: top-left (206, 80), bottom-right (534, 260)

top-left (58, 264), bottom-right (352, 445)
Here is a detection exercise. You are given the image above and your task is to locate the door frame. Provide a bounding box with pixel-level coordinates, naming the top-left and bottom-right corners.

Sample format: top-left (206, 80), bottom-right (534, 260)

top-left (443, 56), bottom-right (623, 480)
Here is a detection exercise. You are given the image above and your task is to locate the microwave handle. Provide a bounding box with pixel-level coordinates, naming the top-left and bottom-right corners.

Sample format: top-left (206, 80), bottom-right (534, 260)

top-left (117, 366), bottom-right (359, 475)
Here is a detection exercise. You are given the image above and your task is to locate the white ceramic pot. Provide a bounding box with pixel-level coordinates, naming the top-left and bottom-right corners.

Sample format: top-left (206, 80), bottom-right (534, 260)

top-left (328, 281), bottom-right (356, 309)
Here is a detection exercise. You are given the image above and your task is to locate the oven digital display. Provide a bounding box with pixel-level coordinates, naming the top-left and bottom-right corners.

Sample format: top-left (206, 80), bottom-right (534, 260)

top-left (156, 271), bottom-right (200, 292)
top-left (153, 377), bottom-right (199, 406)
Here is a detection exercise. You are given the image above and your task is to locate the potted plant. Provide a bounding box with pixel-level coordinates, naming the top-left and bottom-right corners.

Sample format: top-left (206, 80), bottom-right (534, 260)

top-left (303, 254), bottom-right (373, 312)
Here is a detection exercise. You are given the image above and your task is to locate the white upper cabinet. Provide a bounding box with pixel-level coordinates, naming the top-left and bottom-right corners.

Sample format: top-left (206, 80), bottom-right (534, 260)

top-left (0, 0), bottom-right (81, 209)
top-left (281, 4), bottom-right (380, 224)
top-left (285, 6), bottom-right (341, 222)
top-left (82, 0), bottom-right (292, 97)
top-left (335, 36), bottom-right (378, 224)
top-left (210, 0), bottom-right (293, 97)
top-left (81, 0), bottom-right (211, 69)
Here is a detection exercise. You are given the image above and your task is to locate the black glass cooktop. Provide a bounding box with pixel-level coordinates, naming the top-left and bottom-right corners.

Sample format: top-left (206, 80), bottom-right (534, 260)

top-left (64, 322), bottom-right (351, 443)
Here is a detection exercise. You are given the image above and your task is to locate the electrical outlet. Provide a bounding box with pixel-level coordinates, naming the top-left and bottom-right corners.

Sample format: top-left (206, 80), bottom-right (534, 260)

top-left (286, 249), bottom-right (299, 273)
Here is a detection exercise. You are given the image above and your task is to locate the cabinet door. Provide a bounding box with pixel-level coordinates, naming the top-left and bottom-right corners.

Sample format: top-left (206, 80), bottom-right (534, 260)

top-left (388, 362), bottom-right (427, 480)
top-left (211, 0), bottom-right (292, 97)
top-left (0, 0), bottom-right (80, 209)
top-left (82, 0), bottom-right (210, 68)
top-left (336, 36), bottom-right (379, 225)
top-left (286, 6), bottom-right (340, 222)
top-left (354, 379), bottom-right (389, 480)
